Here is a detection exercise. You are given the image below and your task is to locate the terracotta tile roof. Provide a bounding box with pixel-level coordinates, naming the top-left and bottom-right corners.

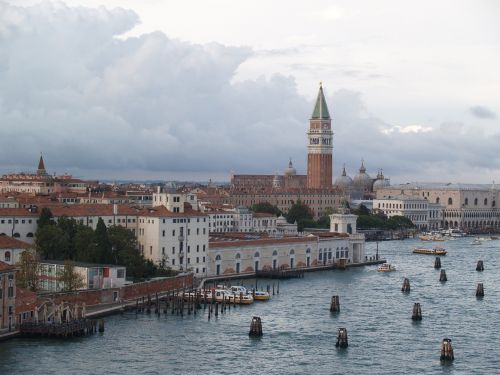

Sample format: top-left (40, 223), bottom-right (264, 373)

top-left (0, 208), bottom-right (38, 217)
top-left (138, 206), bottom-right (207, 218)
top-left (0, 236), bottom-right (34, 249)
top-left (0, 260), bottom-right (16, 272)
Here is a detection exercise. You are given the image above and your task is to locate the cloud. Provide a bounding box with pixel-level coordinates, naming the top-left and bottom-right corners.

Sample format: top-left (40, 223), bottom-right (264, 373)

top-left (470, 105), bottom-right (496, 119)
top-left (0, 1), bottom-right (499, 185)
top-left (381, 125), bottom-right (433, 135)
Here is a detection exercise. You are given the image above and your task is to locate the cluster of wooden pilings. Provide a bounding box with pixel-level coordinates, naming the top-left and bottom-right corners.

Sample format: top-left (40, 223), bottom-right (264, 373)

top-left (330, 295), bottom-right (340, 313)
top-left (20, 319), bottom-right (97, 338)
top-left (249, 316), bottom-right (263, 337)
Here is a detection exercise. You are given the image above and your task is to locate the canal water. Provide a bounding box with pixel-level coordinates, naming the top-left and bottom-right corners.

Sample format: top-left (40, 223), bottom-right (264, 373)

top-left (1, 237), bottom-right (500, 374)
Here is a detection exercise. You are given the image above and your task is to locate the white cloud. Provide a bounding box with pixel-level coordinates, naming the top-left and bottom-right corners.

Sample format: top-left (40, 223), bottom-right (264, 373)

top-left (381, 125), bottom-right (434, 135)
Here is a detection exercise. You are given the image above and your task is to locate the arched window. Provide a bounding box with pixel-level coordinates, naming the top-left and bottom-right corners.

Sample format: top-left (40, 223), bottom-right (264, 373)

top-left (474, 198), bottom-right (478, 206)
top-left (272, 250), bottom-right (278, 256)
top-left (254, 251), bottom-right (260, 258)
top-left (26, 232), bottom-right (34, 238)
top-left (493, 201), bottom-right (496, 207)
top-left (235, 253), bottom-right (241, 259)
top-left (215, 254), bottom-right (221, 261)
top-left (289, 249), bottom-right (295, 255)
top-left (484, 198), bottom-right (488, 206)
top-left (306, 248), bottom-right (311, 254)
top-left (13, 233), bottom-right (20, 238)
top-left (5, 251), bottom-right (11, 262)
top-left (0, 233), bottom-right (5, 236)
top-left (465, 198), bottom-right (468, 205)
top-left (447, 198), bottom-right (452, 205)
top-left (436, 197), bottom-right (440, 204)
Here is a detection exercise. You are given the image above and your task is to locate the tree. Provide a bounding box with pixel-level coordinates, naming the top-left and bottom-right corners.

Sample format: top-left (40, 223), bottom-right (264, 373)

top-left (57, 260), bottom-right (85, 292)
top-left (107, 225), bottom-right (148, 279)
top-left (57, 216), bottom-right (78, 260)
top-left (74, 225), bottom-right (97, 262)
top-left (386, 216), bottom-right (416, 230)
top-left (94, 218), bottom-right (111, 264)
top-left (286, 200), bottom-right (313, 231)
top-left (353, 204), bottom-right (370, 216)
top-left (35, 225), bottom-right (69, 260)
top-left (38, 207), bottom-right (54, 228)
top-left (251, 202), bottom-right (282, 216)
top-left (16, 251), bottom-right (41, 292)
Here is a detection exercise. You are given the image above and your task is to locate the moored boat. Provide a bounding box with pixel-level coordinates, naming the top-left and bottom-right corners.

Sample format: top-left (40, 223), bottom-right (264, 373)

top-left (377, 263), bottom-right (396, 272)
top-left (413, 247), bottom-right (447, 255)
top-left (471, 238), bottom-right (482, 246)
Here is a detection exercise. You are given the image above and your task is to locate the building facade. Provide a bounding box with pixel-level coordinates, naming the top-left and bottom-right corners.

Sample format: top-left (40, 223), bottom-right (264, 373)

top-left (0, 261), bottom-right (16, 332)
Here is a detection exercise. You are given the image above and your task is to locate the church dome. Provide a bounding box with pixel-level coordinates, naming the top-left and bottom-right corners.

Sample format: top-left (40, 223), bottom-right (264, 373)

top-left (373, 169), bottom-right (390, 190)
top-left (334, 165), bottom-right (353, 189)
top-left (276, 215), bottom-right (287, 225)
top-left (284, 159), bottom-right (296, 177)
top-left (353, 159), bottom-right (372, 190)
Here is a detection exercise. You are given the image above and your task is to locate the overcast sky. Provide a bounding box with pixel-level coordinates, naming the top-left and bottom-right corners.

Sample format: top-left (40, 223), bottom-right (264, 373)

top-left (1, 0), bottom-right (499, 183)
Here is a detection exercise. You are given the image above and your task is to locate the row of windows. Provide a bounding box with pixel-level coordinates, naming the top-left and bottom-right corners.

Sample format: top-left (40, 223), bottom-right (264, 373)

top-left (0, 219), bottom-right (34, 224)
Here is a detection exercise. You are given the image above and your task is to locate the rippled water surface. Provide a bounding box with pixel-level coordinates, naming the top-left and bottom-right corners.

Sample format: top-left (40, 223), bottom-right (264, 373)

top-left (1, 237), bottom-right (500, 374)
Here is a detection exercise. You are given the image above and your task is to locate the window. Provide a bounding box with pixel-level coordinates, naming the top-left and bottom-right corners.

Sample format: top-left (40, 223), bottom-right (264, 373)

top-left (162, 230), bottom-right (165, 237)
top-left (448, 198), bottom-right (452, 205)
top-left (203, 245), bottom-right (206, 252)
top-left (187, 258), bottom-right (190, 264)
top-left (5, 251), bottom-right (11, 262)
top-left (150, 246), bottom-right (152, 255)
top-left (187, 246), bottom-right (190, 253)
top-left (474, 198), bottom-right (478, 206)
top-left (203, 228), bottom-right (206, 234)
top-left (117, 269), bottom-right (125, 278)
top-left (187, 229), bottom-right (191, 235)
top-left (203, 256), bottom-right (205, 262)
top-left (196, 257), bottom-right (199, 263)
top-left (162, 247), bottom-right (165, 255)
top-left (172, 259), bottom-right (175, 266)
top-left (197, 228), bottom-right (199, 235)
top-left (172, 229), bottom-right (175, 236)
top-left (172, 247), bottom-right (175, 254)
top-left (8, 286), bottom-right (14, 298)
top-left (197, 245), bottom-right (199, 252)
top-left (215, 254), bottom-right (221, 261)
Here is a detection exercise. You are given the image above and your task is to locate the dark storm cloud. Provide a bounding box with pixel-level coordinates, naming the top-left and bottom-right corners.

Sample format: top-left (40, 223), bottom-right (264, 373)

top-left (470, 105), bottom-right (496, 119)
top-left (0, 2), bottom-right (499, 183)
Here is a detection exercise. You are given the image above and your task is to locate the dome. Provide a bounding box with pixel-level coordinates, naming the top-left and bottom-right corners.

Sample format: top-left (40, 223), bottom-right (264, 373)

top-left (334, 165), bottom-right (353, 189)
top-left (353, 159), bottom-right (372, 190)
top-left (373, 169), bottom-right (390, 189)
top-left (284, 158), bottom-right (296, 177)
top-left (276, 215), bottom-right (287, 225)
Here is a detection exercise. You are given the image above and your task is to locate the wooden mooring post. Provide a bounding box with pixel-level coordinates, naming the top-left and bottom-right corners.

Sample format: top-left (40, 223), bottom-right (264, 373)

top-left (330, 295), bottom-right (340, 313)
top-left (476, 283), bottom-right (484, 297)
top-left (249, 316), bottom-right (263, 337)
top-left (335, 328), bottom-right (348, 348)
top-left (401, 278), bottom-right (411, 293)
top-left (440, 338), bottom-right (454, 362)
top-left (434, 257), bottom-right (441, 269)
top-left (411, 303), bottom-right (422, 321)
top-left (476, 260), bottom-right (484, 271)
top-left (98, 319), bottom-right (105, 333)
top-left (439, 269), bottom-right (447, 282)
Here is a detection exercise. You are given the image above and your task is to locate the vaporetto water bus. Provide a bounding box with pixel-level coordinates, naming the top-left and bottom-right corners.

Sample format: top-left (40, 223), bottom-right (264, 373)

top-left (413, 247), bottom-right (447, 255)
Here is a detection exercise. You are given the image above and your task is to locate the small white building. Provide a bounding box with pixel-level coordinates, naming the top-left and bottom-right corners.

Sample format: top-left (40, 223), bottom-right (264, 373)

top-left (39, 260), bottom-right (126, 292)
top-left (0, 236), bottom-right (34, 265)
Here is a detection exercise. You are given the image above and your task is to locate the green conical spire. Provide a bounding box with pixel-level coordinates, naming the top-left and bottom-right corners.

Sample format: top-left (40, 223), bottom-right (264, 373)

top-left (311, 83), bottom-right (330, 120)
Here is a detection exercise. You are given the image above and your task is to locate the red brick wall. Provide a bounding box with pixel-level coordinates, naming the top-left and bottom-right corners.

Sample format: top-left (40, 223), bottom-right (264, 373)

top-left (41, 274), bottom-right (193, 306)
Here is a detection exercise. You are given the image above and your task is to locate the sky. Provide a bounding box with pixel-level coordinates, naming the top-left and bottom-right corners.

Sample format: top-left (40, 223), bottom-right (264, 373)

top-left (1, 0), bottom-right (499, 183)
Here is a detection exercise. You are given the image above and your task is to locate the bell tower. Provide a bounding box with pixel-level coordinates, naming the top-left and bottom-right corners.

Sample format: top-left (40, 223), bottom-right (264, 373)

top-left (307, 83), bottom-right (333, 189)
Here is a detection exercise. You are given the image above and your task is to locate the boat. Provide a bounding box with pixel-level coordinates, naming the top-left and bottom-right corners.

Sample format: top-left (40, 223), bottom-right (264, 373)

top-left (419, 234), bottom-right (445, 241)
top-left (471, 238), bottom-right (482, 246)
top-left (213, 288), bottom-right (254, 305)
top-left (413, 247), bottom-right (447, 255)
top-left (377, 263), bottom-right (396, 272)
top-left (230, 285), bottom-right (270, 301)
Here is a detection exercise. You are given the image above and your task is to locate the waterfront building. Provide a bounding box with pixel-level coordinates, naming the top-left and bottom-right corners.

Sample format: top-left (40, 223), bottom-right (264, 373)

top-left (206, 210), bottom-right (365, 276)
top-left (373, 195), bottom-right (432, 230)
top-left (137, 205), bottom-right (209, 275)
top-left (38, 260), bottom-right (127, 292)
top-left (0, 261), bottom-right (16, 332)
top-left (376, 182), bottom-right (500, 231)
top-left (0, 236), bottom-right (34, 265)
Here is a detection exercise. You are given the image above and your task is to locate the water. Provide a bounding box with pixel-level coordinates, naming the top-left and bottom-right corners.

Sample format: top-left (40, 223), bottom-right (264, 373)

top-left (1, 237), bottom-right (500, 374)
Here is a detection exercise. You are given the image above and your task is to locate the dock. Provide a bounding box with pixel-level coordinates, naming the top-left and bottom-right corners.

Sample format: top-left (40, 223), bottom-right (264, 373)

top-left (20, 319), bottom-right (97, 338)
